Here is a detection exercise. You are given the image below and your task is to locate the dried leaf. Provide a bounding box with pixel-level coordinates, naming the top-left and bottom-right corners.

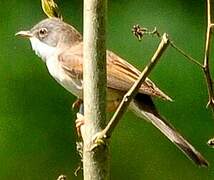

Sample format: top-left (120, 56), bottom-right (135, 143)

top-left (41, 0), bottom-right (62, 19)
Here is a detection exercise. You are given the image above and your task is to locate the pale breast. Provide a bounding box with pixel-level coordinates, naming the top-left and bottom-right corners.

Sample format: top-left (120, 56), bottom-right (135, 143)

top-left (46, 57), bottom-right (83, 98)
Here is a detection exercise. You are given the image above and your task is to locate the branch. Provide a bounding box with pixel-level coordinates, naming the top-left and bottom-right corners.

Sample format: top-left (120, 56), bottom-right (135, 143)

top-left (93, 33), bottom-right (170, 144)
top-left (82, 0), bottom-right (109, 179)
top-left (170, 42), bottom-right (204, 68)
top-left (203, 0), bottom-right (214, 108)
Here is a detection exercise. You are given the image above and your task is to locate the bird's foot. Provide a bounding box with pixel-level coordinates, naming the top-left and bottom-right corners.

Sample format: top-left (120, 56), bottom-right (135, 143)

top-left (75, 113), bottom-right (85, 137)
top-left (72, 98), bottom-right (83, 109)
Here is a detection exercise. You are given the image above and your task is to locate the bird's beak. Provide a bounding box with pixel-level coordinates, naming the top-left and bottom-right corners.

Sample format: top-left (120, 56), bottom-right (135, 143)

top-left (15, 30), bottom-right (33, 38)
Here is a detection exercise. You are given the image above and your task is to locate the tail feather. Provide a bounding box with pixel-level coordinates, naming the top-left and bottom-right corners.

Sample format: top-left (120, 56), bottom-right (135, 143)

top-left (130, 94), bottom-right (208, 167)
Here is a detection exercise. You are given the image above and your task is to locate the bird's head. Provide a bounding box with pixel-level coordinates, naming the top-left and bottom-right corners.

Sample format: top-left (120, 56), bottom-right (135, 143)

top-left (16, 18), bottom-right (82, 61)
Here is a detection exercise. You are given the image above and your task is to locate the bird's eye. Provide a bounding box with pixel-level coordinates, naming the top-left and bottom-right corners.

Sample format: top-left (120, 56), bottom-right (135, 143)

top-left (39, 28), bottom-right (48, 37)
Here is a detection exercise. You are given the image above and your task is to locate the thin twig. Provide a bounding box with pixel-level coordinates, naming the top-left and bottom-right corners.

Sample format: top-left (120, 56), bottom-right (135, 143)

top-left (132, 25), bottom-right (204, 69)
top-left (170, 42), bottom-right (204, 68)
top-left (203, 0), bottom-right (214, 108)
top-left (93, 33), bottom-right (170, 144)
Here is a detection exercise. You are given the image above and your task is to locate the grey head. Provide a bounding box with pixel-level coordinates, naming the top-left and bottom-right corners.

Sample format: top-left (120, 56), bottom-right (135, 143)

top-left (16, 18), bottom-right (82, 61)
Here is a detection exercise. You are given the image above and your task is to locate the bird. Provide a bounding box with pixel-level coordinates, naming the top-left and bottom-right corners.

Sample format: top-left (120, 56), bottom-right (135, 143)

top-left (16, 17), bottom-right (208, 167)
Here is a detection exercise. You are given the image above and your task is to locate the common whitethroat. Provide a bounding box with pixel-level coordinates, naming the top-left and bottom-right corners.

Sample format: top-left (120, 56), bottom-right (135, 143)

top-left (16, 18), bottom-right (208, 166)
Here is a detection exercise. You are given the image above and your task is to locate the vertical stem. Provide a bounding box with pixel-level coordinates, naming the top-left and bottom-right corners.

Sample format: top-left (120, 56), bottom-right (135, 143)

top-left (203, 0), bottom-right (214, 107)
top-left (83, 0), bottom-right (109, 180)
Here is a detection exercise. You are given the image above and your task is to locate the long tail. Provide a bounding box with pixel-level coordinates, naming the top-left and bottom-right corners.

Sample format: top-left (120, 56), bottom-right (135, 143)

top-left (129, 94), bottom-right (208, 167)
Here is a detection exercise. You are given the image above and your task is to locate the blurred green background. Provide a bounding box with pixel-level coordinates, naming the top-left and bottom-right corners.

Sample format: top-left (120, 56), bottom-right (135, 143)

top-left (0, 0), bottom-right (214, 179)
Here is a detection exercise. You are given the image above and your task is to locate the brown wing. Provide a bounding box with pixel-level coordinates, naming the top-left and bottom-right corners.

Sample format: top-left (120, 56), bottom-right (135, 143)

top-left (59, 42), bottom-right (172, 101)
top-left (107, 51), bottom-right (172, 101)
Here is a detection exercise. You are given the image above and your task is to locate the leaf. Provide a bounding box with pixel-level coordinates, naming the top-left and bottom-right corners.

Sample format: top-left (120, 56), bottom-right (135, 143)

top-left (41, 0), bottom-right (62, 19)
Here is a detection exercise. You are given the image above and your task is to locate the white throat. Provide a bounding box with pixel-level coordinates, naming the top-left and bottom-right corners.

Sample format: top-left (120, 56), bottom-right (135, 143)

top-left (30, 37), bottom-right (56, 62)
